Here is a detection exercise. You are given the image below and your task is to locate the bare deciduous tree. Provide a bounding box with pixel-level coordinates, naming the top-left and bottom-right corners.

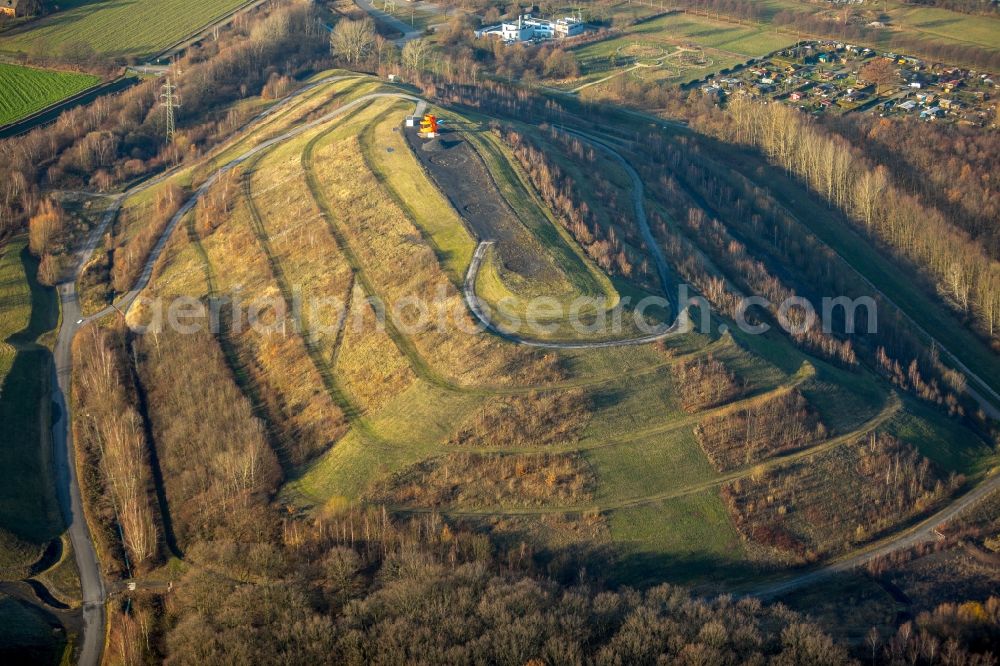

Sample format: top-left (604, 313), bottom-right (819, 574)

top-left (401, 37), bottom-right (431, 72)
top-left (859, 57), bottom-right (898, 95)
top-left (330, 18), bottom-right (375, 65)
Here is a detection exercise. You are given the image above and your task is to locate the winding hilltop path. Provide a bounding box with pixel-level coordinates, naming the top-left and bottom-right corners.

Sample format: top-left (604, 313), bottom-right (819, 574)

top-left (462, 127), bottom-right (686, 348)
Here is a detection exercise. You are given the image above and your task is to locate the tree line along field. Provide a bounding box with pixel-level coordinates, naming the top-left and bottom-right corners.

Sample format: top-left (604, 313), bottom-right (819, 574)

top-left (63, 72), bottom-right (996, 609)
top-left (0, 0), bottom-right (252, 59)
top-left (0, 63), bottom-right (99, 126)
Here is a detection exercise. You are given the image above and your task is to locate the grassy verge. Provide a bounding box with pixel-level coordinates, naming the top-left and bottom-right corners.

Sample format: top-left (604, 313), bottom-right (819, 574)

top-left (609, 489), bottom-right (748, 586)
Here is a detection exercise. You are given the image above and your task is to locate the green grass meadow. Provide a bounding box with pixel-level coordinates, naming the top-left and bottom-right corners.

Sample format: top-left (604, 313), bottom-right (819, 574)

top-left (0, 0), bottom-right (251, 59)
top-left (566, 11), bottom-right (795, 88)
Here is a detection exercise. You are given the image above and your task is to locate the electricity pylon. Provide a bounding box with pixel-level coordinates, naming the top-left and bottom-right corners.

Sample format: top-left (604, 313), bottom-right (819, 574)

top-left (160, 78), bottom-right (181, 144)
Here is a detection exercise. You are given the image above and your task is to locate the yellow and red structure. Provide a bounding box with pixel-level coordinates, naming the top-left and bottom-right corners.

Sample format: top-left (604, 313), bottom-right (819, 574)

top-left (418, 113), bottom-right (439, 138)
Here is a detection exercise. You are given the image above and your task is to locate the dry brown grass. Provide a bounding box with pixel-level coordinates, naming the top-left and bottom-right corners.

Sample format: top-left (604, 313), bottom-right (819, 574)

top-left (311, 136), bottom-right (562, 387)
top-left (336, 282), bottom-right (416, 414)
top-left (448, 388), bottom-right (592, 449)
top-left (694, 389), bottom-right (827, 472)
top-left (249, 139), bottom-right (355, 364)
top-left (367, 452), bottom-right (593, 508)
top-left (146, 176), bottom-right (347, 465)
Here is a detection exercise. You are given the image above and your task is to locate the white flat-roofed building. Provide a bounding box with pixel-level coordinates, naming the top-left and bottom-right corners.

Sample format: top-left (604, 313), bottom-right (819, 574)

top-left (477, 14), bottom-right (586, 43)
top-left (554, 16), bottom-right (584, 37)
top-left (501, 17), bottom-right (534, 43)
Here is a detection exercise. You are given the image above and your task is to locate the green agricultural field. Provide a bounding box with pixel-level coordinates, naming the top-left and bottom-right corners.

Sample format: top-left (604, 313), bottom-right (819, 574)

top-left (0, 63), bottom-right (99, 126)
top-left (736, 0), bottom-right (1000, 53)
top-left (625, 12), bottom-right (795, 54)
top-left (887, 4), bottom-right (999, 51)
top-left (0, 0), bottom-right (252, 59)
top-left (571, 11), bottom-right (795, 65)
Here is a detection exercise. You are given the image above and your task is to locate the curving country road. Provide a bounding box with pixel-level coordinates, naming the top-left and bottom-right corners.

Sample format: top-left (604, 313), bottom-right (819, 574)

top-left (749, 468), bottom-right (1000, 600)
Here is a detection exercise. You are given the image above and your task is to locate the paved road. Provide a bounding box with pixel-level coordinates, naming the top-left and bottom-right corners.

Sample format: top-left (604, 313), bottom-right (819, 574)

top-left (51, 199), bottom-right (120, 666)
top-left (464, 241), bottom-right (686, 348)
top-left (354, 0), bottom-right (423, 45)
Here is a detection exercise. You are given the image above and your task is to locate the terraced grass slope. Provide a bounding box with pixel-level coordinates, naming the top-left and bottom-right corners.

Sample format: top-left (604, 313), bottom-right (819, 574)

top-left (0, 0), bottom-right (251, 59)
top-left (118, 72), bottom-right (995, 591)
top-left (0, 63), bottom-right (99, 126)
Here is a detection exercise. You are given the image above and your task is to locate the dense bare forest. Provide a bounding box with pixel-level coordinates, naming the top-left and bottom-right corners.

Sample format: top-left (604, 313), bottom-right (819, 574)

top-left (72, 325), bottom-right (161, 574)
top-left (368, 452), bottom-right (593, 507)
top-left (134, 325), bottom-right (281, 549)
top-left (695, 389), bottom-right (827, 471)
top-left (448, 389), bottom-right (592, 448)
top-left (101, 501), bottom-right (1000, 665)
top-left (674, 355), bottom-right (745, 412)
top-left (724, 432), bottom-right (961, 563)
top-left (722, 96), bottom-right (1000, 342)
top-left (827, 115), bottom-right (1000, 260)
